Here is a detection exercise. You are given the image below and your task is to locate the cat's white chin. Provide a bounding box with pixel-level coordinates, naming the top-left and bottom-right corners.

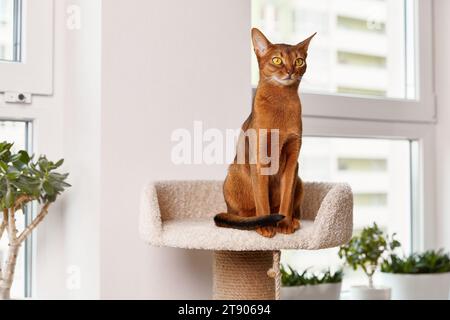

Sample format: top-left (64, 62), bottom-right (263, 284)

top-left (271, 77), bottom-right (298, 86)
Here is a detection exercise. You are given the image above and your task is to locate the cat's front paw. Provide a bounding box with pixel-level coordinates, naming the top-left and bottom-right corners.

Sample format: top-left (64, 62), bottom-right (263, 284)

top-left (256, 227), bottom-right (276, 238)
top-left (276, 218), bottom-right (301, 234)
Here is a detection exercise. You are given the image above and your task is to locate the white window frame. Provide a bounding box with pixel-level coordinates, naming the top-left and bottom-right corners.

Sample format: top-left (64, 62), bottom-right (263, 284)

top-left (298, 0), bottom-right (435, 123)
top-left (0, 0), bottom-right (54, 95)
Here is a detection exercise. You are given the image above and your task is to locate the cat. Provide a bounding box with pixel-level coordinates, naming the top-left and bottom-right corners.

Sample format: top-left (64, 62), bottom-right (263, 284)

top-left (214, 28), bottom-right (315, 238)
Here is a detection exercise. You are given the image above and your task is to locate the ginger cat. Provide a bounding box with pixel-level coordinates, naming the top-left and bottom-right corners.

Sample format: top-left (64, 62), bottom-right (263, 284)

top-left (214, 28), bottom-right (315, 238)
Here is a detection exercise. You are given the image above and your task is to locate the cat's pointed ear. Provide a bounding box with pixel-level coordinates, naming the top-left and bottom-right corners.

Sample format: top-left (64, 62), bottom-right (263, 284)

top-left (252, 28), bottom-right (272, 57)
top-left (297, 32), bottom-right (317, 51)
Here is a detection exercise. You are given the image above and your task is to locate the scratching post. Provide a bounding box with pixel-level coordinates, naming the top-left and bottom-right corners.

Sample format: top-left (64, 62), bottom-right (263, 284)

top-left (140, 180), bottom-right (353, 300)
top-left (213, 251), bottom-right (281, 300)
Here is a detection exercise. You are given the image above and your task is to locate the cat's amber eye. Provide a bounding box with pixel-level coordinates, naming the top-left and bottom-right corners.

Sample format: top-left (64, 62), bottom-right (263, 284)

top-left (295, 58), bottom-right (305, 68)
top-left (272, 57), bottom-right (283, 65)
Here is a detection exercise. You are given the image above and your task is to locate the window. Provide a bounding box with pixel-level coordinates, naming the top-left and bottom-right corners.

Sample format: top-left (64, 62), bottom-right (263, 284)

top-left (252, 0), bottom-right (412, 99)
top-left (0, 121), bottom-right (31, 299)
top-left (282, 136), bottom-right (413, 290)
top-left (252, 0), bottom-right (435, 122)
top-left (0, 0), bottom-right (53, 95)
top-left (301, 137), bottom-right (412, 245)
top-left (0, 0), bottom-right (54, 299)
top-left (0, 0), bottom-right (22, 62)
top-left (251, 0), bottom-right (436, 293)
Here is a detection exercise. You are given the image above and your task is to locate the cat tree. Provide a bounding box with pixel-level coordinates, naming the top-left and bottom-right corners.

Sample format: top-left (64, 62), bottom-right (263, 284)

top-left (140, 180), bottom-right (353, 300)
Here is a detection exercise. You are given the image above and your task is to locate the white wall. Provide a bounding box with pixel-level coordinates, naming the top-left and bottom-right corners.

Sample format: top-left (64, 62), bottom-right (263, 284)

top-left (33, 0), bottom-right (102, 299)
top-left (434, 0), bottom-right (450, 250)
top-left (60, 0), bottom-right (101, 299)
top-left (100, 0), bottom-right (251, 298)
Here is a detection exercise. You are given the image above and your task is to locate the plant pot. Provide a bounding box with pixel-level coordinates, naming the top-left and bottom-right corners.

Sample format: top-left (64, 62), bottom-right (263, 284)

top-left (378, 272), bottom-right (450, 300)
top-left (281, 283), bottom-right (342, 300)
top-left (349, 286), bottom-right (391, 300)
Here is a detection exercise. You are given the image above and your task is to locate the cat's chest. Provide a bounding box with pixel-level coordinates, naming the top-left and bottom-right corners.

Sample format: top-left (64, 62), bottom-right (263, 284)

top-left (253, 102), bottom-right (302, 134)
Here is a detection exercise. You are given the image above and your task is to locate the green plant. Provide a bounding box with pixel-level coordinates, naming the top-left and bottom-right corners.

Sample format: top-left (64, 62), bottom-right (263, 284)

top-left (381, 250), bottom-right (450, 274)
top-left (0, 142), bottom-right (70, 299)
top-left (338, 223), bottom-right (400, 288)
top-left (281, 265), bottom-right (343, 287)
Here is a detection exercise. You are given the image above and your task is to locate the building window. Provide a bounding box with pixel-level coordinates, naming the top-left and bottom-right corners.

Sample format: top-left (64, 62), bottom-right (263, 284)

top-left (0, 120), bottom-right (31, 298)
top-left (338, 158), bottom-right (387, 172)
top-left (337, 15), bottom-right (386, 34)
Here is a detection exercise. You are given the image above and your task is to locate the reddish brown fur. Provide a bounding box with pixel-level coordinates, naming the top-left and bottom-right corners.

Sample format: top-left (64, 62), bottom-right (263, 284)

top-left (216, 28), bottom-right (315, 238)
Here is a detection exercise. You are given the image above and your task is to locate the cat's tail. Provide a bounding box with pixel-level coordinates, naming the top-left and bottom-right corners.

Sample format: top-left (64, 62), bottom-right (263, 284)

top-left (214, 213), bottom-right (285, 230)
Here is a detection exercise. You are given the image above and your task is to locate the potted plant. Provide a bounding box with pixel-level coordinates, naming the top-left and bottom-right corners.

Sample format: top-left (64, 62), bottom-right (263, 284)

top-left (338, 223), bottom-right (400, 300)
top-left (0, 142), bottom-right (70, 300)
top-left (379, 249), bottom-right (450, 300)
top-left (281, 265), bottom-right (343, 300)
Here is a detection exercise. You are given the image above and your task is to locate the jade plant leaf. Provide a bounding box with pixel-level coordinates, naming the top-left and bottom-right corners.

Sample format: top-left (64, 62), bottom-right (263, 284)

top-left (0, 141), bottom-right (71, 209)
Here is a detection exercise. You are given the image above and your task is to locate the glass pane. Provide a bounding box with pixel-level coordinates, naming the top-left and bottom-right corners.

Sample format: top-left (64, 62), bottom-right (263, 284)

top-left (252, 0), bottom-right (415, 99)
top-left (282, 137), bottom-right (412, 294)
top-left (0, 0), bottom-right (21, 62)
top-left (0, 121), bottom-right (27, 299)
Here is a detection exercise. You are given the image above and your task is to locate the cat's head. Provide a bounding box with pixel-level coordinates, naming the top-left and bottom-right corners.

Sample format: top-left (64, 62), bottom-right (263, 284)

top-left (252, 28), bottom-right (316, 87)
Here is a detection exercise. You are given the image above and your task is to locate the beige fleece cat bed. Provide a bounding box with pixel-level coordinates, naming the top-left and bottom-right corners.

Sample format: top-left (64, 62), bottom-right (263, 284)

top-left (140, 180), bottom-right (353, 299)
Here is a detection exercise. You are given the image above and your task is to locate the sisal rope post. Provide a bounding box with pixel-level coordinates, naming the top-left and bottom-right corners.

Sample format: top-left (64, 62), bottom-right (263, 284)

top-left (213, 250), bottom-right (281, 300)
top-left (272, 251), bottom-right (281, 300)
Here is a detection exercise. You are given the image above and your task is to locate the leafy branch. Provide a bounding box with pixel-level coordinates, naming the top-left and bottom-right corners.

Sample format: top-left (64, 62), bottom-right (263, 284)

top-left (338, 223), bottom-right (400, 288)
top-left (0, 141), bottom-right (70, 299)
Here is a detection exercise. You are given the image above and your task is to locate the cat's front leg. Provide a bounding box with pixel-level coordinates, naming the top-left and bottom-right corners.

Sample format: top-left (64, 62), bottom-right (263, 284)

top-left (250, 164), bottom-right (276, 238)
top-left (277, 141), bottom-right (301, 234)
